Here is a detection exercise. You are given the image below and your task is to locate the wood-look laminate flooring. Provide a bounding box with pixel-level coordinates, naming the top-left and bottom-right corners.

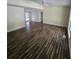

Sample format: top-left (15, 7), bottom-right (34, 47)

top-left (7, 22), bottom-right (70, 59)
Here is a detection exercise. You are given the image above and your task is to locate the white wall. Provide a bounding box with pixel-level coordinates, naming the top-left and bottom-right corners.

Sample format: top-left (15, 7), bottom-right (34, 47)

top-left (7, 5), bottom-right (25, 32)
top-left (24, 8), bottom-right (41, 22)
top-left (43, 6), bottom-right (70, 27)
top-left (32, 11), bottom-right (41, 22)
top-left (7, 0), bottom-right (44, 10)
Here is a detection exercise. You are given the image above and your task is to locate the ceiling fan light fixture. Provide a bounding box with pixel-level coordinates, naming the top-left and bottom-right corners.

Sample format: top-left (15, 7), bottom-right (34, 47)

top-left (41, 0), bottom-right (48, 6)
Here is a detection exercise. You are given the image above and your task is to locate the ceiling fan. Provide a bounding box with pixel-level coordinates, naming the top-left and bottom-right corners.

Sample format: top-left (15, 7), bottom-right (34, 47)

top-left (41, 0), bottom-right (48, 6)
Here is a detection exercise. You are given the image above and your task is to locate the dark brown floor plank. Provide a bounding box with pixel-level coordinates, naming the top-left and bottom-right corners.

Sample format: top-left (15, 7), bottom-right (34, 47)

top-left (7, 22), bottom-right (70, 59)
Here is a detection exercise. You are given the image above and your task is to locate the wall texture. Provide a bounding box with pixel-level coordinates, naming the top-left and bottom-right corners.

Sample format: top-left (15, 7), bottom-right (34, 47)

top-left (7, 5), bottom-right (25, 32)
top-left (43, 6), bottom-right (70, 27)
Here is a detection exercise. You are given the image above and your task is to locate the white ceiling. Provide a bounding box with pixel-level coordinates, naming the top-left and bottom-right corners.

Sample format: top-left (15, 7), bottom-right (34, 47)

top-left (26, 0), bottom-right (71, 6)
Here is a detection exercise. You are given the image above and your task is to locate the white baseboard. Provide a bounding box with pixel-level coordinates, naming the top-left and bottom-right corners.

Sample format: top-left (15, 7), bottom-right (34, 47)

top-left (7, 26), bottom-right (25, 32)
top-left (43, 22), bottom-right (67, 27)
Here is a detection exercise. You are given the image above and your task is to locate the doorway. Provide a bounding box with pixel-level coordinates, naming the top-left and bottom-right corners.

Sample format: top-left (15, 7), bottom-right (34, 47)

top-left (25, 12), bottom-right (32, 22)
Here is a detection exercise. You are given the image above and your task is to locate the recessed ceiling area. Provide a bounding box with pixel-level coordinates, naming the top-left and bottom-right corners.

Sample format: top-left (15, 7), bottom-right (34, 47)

top-left (26, 0), bottom-right (71, 6)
